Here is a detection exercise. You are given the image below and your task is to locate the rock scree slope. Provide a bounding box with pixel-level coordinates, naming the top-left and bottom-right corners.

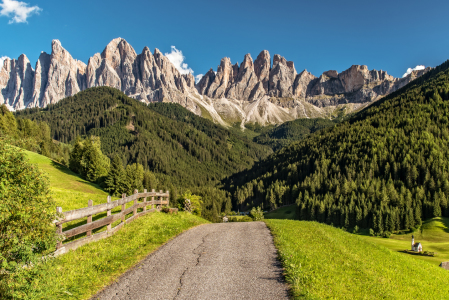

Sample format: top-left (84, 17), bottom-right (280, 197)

top-left (91, 222), bottom-right (288, 300)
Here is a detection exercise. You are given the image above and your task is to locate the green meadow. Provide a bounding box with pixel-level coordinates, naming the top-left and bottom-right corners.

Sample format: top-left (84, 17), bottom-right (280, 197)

top-left (25, 150), bottom-right (112, 211)
top-left (360, 217), bottom-right (449, 266)
top-left (266, 219), bottom-right (449, 299)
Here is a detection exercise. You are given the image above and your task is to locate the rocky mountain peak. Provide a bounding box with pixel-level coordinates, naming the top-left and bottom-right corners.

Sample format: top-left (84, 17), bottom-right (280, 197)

top-left (0, 38), bottom-right (432, 127)
top-left (323, 70), bottom-right (338, 78)
top-left (254, 50), bottom-right (270, 92)
top-left (240, 54), bottom-right (253, 70)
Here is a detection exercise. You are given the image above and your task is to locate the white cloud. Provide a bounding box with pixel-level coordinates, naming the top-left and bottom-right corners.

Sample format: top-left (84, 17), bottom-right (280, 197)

top-left (0, 56), bottom-right (10, 67)
top-left (402, 65), bottom-right (425, 78)
top-left (165, 46), bottom-right (194, 75)
top-left (0, 0), bottom-right (42, 24)
top-left (195, 74), bottom-right (204, 83)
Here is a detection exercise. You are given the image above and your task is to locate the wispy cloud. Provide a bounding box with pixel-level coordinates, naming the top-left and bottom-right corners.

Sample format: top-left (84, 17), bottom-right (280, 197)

top-left (165, 46), bottom-right (194, 75)
top-left (0, 56), bottom-right (10, 67)
top-left (0, 0), bottom-right (42, 24)
top-left (402, 65), bottom-right (425, 78)
top-left (195, 74), bottom-right (204, 83)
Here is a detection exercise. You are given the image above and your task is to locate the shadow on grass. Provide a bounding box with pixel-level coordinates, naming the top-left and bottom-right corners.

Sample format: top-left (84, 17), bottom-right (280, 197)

top-left (50, 160), bottom-right (106, 192)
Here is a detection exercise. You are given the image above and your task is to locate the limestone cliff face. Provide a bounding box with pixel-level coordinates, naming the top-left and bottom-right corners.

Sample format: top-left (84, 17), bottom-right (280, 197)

top-left (198, 52), bottom-right (430, 107)
top-left (0, 38), bottom-right (431, 126)
top-left (0, 55), bottom-right (35, 110)
top-left (0, 38), bottom-right (199, 112)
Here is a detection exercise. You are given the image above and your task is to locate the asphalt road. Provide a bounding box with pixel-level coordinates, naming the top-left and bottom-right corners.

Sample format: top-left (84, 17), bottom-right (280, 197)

top-left (92, 222), bottom-right (289, 300)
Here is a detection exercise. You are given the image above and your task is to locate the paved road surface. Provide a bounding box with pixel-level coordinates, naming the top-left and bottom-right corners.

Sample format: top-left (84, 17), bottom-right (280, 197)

top-left (92, 222), bottom-right (289, 300)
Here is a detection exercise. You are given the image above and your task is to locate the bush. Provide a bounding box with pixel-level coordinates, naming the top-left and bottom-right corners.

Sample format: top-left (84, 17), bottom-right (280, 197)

top-left (177, 190), bottom-right (203, 216)
top-left (383, 231), bottom-right (391, 238)
top-left (0, 140), bottom-right (56, 298)
top-left (250, 206), bottom-right (264, 221)
top-left (369, 228), bottom-right (374, 236)
top-left (353, 225), bottom-right (359, 234)
top-left (228, 216), bottom-right (252, 222)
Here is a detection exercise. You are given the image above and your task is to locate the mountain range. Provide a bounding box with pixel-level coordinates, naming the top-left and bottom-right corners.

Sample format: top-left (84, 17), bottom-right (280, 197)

top-left (1, 38), bottom-right (430, 125)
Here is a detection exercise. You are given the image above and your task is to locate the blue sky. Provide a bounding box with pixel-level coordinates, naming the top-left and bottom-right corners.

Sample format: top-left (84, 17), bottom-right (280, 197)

top-left (1, 0), bottom-right (448, 79)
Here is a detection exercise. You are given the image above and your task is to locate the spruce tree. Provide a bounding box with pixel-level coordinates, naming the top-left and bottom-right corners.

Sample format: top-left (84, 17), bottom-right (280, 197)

top-left (105, 155), bottom-right (126, 196)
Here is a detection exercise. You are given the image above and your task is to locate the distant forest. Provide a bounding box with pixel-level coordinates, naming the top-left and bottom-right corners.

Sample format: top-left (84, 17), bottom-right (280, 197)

top-left (225, 60), bottom-right (449, 234)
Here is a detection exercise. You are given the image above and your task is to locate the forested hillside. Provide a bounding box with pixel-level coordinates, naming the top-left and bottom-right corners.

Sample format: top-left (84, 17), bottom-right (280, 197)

top-left (0, 105), bottom-right (70, 163)
top-left (253, 118), bottom-right (337, 151)
top-left (225, 60), bottom-right (449, 234)
top-left (15, 87), bottom-right (272, 220)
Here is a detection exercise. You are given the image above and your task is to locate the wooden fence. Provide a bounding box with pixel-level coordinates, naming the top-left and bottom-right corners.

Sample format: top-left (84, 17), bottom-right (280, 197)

top-left (54, 189), bottom-right (175, 256)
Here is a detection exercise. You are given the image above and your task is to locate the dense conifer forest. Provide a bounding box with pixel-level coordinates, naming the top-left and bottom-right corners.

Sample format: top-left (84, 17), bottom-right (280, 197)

top-left (225, 60), bottom-right (449, 234)
top-left (252, 118), bottom-right (337, 151)
top-left (13, 87), bottom-right (272, 221)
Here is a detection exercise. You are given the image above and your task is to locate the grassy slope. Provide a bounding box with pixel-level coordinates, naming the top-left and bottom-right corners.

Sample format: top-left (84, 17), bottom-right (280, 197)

top-left (266, 219), bottom-right (449, 299)
top-left (25, 150), bottom-right (110, 211)
top-left (360, 217), bottom-right (449, 266)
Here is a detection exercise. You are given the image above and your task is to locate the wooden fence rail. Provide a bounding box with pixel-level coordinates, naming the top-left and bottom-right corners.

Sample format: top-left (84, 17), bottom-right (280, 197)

top-left (54, 189), bottom-right (175, 256)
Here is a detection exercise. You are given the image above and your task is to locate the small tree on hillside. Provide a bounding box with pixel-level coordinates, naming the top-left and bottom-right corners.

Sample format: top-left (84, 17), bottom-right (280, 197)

top-left (105, 155), bottom-right (127, 196)
top-left (125, 163), bottom-right (144, 194)
top-left (68, 136), bottom-right (110, 183)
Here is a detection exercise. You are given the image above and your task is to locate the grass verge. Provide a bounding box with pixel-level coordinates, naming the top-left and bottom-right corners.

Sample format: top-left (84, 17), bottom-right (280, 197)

top-left (9, 212), bottom-right (209, 299)
top-left (265, 219), bottom-right (449, 299)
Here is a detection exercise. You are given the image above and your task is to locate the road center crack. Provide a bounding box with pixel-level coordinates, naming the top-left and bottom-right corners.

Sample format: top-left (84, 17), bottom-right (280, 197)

top-left (173, 233), bottom-right (210, 299)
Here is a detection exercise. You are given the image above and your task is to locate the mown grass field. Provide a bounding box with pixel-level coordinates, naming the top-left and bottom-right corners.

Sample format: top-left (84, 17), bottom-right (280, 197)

top-left (264, 205), bottom-right (297, 220)
top-left (360, 217), bottom-right (449, 266)
top-left (266, 219), bottom-right (449, 299)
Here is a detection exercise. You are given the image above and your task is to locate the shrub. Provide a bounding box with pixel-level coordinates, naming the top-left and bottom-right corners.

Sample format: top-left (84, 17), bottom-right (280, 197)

top-left (0, 140), bottom-right (56, 298)
top-left (353, 225), bottom-right (359, 234)
top-left (250, 206), bottom-right (264, 221)
top-left (177, 190), bottom-right (203, 216)
top-left (240, 216), bottom-right (253, 222)
top-left (369, 228), bottom-right (374, 236)
top-left (383, 231), bottom-right (391, 238)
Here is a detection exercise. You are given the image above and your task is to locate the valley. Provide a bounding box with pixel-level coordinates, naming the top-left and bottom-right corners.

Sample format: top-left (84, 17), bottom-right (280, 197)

top-left (2, 25), bottom-right (449, 300)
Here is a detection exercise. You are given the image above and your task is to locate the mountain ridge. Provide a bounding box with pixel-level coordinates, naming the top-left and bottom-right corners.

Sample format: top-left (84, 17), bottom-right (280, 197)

top-left (1, 38), bottom-right (430, 126)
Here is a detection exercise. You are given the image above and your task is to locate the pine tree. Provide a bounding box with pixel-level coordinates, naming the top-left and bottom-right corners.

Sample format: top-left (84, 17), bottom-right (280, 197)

top-left (105, 155), bottom-right (127, 196)
top-left (433, 192), bottom-right (442, 217)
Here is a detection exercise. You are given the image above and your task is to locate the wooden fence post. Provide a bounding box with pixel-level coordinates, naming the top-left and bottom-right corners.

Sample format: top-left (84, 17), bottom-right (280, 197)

top-left (166, 190), bottom-right (170, 207)
top-left (133, 189), bottom-right (138, 216)
top-left (107, 196), bottom-right (112, 232)
top-left (143, 189), bottom-right (147, 212)
top-left (121, 193), bottom-right (126, 222)
top-left (159, 190), bottom-right (163, 208)
top-left (56, 206), bottom-right (63, 249)
top-left (87, 200), bottom-right (93, 237)
top-left (152, 189), bottom-right (155, 209)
